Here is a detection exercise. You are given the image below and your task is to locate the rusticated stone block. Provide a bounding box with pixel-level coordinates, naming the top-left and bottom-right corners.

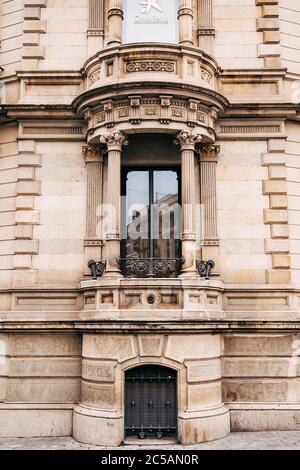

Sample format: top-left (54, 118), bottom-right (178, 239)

top-left (268, 139), bottom-right (286, 153)
top-left (82, 335), bottom-right (136, 363)
top-left (10, 334), bottom-right (81, 356)
top-left (138, 335), bottom-right (164, 357)
top-left (165, 335), bottom-right (221, 362)
top-left (82, 360), bottom-right (116, 383)
top-left (223, 334), bottom-right (297, 356)
top-left (257, 18), bottom-right (280, 31)
top-left (263, 180), bottom-right (287, 195)
top-left (81, 382), bottom-right (115, 409)
top-left (264, 209), bottom-right (288, 224)
top-left (9, 358), bottom-right (81, 377)
top-left (269, 195), bottom-right (288, 209)
top-left (223, 380), bottom-right (288, 402)
top-left (272, 254), bottom-right (291, 269)
top-left (18, 140), bottom-right (36, 153)
top-left (186, 359), bottom-right (221, 383)
top-left (263, 31), bottom-right (280, 44)
top-left (222, 357), bottom-right (292, 378)
top-left (187, 383), bottom-right (222, 410)
top-left (265, 239), bottom-right (289, 254)
top-left (271, 271), bottom-right (289, 289)
top-left (7, 378), bottom-right (80, 403)
top-left (271, 224), bottom-right (289, 239)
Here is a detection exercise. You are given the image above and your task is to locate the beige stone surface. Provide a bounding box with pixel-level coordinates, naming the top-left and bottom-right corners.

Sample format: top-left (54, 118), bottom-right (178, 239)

top-left (1, 0), bottom-right (300, 447)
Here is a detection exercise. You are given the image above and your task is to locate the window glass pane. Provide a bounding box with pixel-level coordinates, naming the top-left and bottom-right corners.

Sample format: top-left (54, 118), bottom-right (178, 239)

top-left (123, 0), bottom-right (179, 44)
top-left (125, 171), bottom-right (149, 259)
top-left (152, 171), bottom-right (180, 259)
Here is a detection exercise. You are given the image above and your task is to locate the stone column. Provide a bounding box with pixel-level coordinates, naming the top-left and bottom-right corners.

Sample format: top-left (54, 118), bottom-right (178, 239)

top-left (199, 144), bottom-right (220, 243)
top-left (175, 130), bottom-right (202, 276)
top-left (197, 0), bottom-right (215, 53)
top-left (178, 0), bottom-right (194, 46)
top-left (100, 131), bottom-right (128, 277)
top-left (107, 0), bottom-right (123, 46)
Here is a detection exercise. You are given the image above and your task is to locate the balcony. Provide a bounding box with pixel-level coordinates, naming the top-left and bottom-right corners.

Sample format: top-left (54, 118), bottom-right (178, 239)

top-left (73, 43), bottom-right (228, 144)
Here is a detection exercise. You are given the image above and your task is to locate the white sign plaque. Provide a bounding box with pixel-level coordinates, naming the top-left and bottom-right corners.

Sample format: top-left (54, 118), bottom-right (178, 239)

top-left (123, 0), bottom-right (179, 44)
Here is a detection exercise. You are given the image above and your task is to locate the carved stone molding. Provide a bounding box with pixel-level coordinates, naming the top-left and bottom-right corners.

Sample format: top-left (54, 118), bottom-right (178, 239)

top-left (126, 61), bottom-right (176, 73)
top-left (99, 130), bottom-right (129, 151)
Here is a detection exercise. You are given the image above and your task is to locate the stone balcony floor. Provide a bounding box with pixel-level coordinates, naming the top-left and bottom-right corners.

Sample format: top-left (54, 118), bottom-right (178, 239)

top-left (1, 432), bottom-right (300, 450)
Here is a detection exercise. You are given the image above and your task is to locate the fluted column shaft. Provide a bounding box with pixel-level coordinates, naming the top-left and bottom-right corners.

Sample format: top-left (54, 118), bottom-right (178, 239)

top-left (198, 0), bottom-right (213, 29)
top-left (83, 146), bottom-right (104, 239)
top-left (175, 130), bottom-right (202, 276)
top-left (100, 131), bottom-right (128, 276)
top-left (199, 144), bottom-right (220, 242)
top-left (88, 0), bottom-right (104, 54)
top-left (178, 0), bottom-right (194, 46)
top-left (107, 0), bottom-right (123, 46)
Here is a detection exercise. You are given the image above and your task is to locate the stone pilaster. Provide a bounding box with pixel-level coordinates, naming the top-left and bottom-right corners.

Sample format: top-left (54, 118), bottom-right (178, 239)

top-left (88, 0), bottom-right (104, 56)
top-left (82, 145), bottom-right (104, 273)
top-left (99, 131), bottom-right (128, 276)
top-left (199, 144), bottom-right (220, 243)
top-left (178, 0), bottom-right (194, 46)
top-left (175, 130), bottom-right (202, 276)
top-left (199, 143), bottom-right (220, 273)
top-left (107, 0), bottom-right (123, 46)
top-left (197, 0), bottom-right (215, 53)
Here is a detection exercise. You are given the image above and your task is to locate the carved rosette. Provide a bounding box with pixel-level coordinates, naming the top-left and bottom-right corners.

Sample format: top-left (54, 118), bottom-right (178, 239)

top-left (174, 130), bottom-right (202, 150)
top-left (82, 145), bottom-right (102, 163)
top-left (99, 130), bottom-right (129, 151)
top-left (199, 143), bottom-right (220, 162)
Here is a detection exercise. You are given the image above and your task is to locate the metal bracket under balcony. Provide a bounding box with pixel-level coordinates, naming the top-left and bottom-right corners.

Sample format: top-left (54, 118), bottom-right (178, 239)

top-left (118, 258), bottom-right (184, 279)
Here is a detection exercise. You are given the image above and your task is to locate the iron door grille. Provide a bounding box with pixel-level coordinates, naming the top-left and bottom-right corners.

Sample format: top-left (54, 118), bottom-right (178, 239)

top-left (125, 365), bottom-right (177, 439)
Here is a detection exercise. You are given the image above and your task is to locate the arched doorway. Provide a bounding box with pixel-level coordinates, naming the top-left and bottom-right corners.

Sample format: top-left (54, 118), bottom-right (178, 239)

top-left (125, 365), bottom-right (177, 440)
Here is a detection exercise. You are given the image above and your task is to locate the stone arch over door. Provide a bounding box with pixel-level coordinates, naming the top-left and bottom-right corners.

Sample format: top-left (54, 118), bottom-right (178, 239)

top-left (73, 333), bottom-right (230, 446)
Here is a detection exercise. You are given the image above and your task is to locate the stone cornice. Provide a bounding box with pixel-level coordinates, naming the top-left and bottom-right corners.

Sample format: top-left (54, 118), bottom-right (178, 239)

top-left (0, 320), bottom-right (300, 333)
top-left (72, 81), bottom-right (229, 112)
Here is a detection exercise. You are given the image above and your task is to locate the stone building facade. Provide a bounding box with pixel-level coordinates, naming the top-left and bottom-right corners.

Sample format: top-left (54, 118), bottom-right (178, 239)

top-left (0, 0), bottom-right (300, 446)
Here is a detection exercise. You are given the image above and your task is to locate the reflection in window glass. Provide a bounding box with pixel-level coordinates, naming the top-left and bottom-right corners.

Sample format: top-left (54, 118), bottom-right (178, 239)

top-left (123, 0), bottom-right (179, 44)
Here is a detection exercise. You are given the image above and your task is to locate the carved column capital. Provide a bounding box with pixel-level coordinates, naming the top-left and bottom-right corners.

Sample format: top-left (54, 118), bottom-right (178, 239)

top-left (199, 143), bottom-right (220, 162)
top-left (174, 130), bottom-right (202, 151)
top-left (82, 145), bottom-right (103, 163)
top-left (99, 130), bottom-right (129, 151)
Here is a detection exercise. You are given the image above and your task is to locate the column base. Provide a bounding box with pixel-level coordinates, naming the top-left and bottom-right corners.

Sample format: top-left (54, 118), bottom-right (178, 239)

top-left (73, 405), bottom-right (124, 447)
top-left (178, 405), bottom-right (230, 445)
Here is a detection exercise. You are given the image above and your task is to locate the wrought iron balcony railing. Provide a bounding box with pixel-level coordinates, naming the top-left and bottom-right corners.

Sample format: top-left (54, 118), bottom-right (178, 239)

top-left (118, 258), bottom-right (184, 279)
